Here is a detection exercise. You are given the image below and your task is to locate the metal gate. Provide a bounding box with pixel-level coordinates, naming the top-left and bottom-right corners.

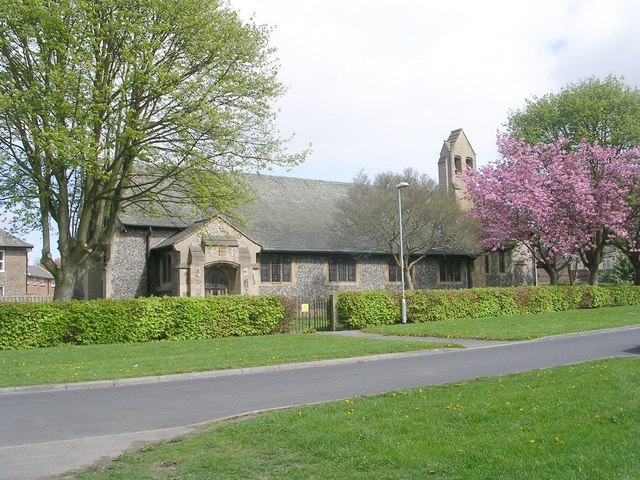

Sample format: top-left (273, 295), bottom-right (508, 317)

top-left (294, 296), bottom-right (333, 332)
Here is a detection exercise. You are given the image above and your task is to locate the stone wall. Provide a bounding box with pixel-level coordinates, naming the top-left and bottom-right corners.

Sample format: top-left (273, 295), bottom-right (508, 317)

top-left (482, 248), bottom-right (535, 287)
top-left (258, 254), bottom-right (389, 297)
top-left (105, 227), bottom-right (534, 300)
top-left (107, 227), bottom-right (179, 299)
top-left (414, 258), bottom-right (471, 290)
top-left (257, 254), bottom-right (473, 297)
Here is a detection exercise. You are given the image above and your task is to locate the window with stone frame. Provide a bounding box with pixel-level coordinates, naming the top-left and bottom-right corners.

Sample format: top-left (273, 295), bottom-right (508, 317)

top-left (388, 259), bottom-right (402, 282)
top-left (261, 256), bottom-right (292, 283)
top-left (0, 250), bottom-right (4, 272)
top-left (484, 254), bottom-right (490, 274)
top-left (328, 256), bottom-right (357, 283)
top-left (0, 285), bottom-right (4, 295)
top-left (498, 250), bottom-right (506, 274)
top-left (161, 253), bottom-right (172, 284)
top-left (387, 259), bottom-right (415, 283)
top-left (439, 258), bottom-right (462, 282)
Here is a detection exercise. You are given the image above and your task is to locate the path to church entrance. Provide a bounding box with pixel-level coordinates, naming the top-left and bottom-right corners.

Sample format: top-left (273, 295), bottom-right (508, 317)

top-left (1, 326), bottom-right (639, 480)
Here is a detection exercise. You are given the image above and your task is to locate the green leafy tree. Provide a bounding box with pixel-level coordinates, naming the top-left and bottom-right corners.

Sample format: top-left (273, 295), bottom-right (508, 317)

top-left (332, 169), bottom-right (478, 290)
top-left (0, 0), bottom-right (305, 300)
top-left (505, 76), bottom-right (640, 284)
top-left (604, 254), bottom-right (635, 284)
top-left (506, 76), bottom-right (640, 149)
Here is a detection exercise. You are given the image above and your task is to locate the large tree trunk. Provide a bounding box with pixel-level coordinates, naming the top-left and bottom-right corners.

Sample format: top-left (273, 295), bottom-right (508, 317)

top-left (580, 239), bottom-right (606, 286)
top-left (44, 245), bottom-right (102, 301)
top-left (539, 262), bottom-right (560, 285)
top-left (54, 275), bottom-right (78, 302)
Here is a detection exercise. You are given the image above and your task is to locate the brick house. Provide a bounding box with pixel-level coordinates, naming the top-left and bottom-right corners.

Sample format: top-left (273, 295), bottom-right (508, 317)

top-left (27, 264), bottom-right (55, 296)
top-left (0, 229), bottom-right (32, 296)
top-left (79, 129), bottom-right (535, 299)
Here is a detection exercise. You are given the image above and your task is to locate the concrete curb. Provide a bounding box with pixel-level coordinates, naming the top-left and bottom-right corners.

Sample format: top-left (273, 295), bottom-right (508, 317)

top-left (0, 347), bottom-right (462, 396)
top-left (3, 325), bottom-right (637, 396)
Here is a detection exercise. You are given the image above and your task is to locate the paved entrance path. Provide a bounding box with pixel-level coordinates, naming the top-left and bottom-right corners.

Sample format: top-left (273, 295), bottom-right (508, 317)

top-left (1, 326), bottom-right (639, 480)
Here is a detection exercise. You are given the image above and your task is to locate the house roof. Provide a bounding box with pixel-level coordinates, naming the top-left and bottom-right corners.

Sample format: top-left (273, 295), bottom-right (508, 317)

top-left (0, 229), bottom-right (33, 249)
top-left (27, 264), bottom-right (54, 279)
top-left (120, 174), bottom-right (478, 257)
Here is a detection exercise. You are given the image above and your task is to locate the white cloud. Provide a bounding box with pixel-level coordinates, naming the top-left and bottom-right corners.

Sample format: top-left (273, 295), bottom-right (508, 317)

top-left (233, 0), bottom-right (640, 182)
top-left (8, 0), bottom-right (640, 257)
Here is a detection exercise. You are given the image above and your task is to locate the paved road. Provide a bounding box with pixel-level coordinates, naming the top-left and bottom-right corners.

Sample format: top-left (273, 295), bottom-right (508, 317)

top-left (1, 326), bottom-right (639, 480)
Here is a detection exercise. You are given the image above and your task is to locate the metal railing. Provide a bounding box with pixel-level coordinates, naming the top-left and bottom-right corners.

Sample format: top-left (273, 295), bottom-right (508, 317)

top-left (294, 296), bottom-right (333, 332)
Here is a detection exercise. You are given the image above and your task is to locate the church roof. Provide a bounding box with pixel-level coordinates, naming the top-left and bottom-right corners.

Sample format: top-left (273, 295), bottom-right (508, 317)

top-left (119, 174), bottom-right (478, 257)
top-left (120, 175), bottom-right (356, 253)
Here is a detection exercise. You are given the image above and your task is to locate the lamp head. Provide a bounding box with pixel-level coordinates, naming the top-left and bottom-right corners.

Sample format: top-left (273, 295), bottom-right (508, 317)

top-left (395, 182), bottom-right (409, 190)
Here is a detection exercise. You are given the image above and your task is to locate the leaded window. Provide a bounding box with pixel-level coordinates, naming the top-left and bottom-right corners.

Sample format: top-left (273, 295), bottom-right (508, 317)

top-left (439, 258), bottom-right (461, 282)
top-left (161, 254), bottom-right (172, 284)
top-left (498, 251), bottom-right (506, 273)
top-left (388, 260), bottom-right (402, 282)
top-left (261, 256), bottom-right (292, 283)
top-left (329, 257), bottom-right (356, 283)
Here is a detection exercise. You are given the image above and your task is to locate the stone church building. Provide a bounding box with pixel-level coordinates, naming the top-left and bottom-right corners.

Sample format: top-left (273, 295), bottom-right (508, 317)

top-left (79, 129), bottom-right (535, 299)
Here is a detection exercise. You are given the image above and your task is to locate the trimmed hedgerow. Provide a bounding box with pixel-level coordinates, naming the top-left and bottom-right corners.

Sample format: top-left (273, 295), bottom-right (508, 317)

top-left (336, 285), bottom-right (640, 328)
top-left (0, 302), bottom-right (68, 350)
top-left (0, 295), bottom-right (287, 350)
top-left (337, 291), bottom-right (400, 329)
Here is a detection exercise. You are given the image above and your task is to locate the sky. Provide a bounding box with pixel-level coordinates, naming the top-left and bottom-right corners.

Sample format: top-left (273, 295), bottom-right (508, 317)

top-left (231, 0), bottom-right (640, 182)
top-left (7, 0), bottom-right (640, 261)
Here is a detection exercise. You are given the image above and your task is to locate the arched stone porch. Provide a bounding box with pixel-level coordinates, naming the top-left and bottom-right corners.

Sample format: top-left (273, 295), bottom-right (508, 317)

top-left (204, 262), bottom-right (241, 295)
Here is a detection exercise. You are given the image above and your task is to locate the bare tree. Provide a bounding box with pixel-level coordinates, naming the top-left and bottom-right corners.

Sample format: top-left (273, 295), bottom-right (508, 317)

top-left (332, 169), bottom-right (478, 289)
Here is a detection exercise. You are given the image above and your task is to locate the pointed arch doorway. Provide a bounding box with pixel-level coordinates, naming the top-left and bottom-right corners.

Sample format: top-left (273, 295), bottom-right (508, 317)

top-left (204, 264), bottom-right (239, 295)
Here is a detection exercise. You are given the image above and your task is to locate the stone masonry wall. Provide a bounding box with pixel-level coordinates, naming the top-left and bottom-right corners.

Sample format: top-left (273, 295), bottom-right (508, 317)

top-left (108, 227), bottom-right (178, 299)
top-left (258, 254), bottom-right (390, 298)
top-left (257, 254), bottom-right (469, 297)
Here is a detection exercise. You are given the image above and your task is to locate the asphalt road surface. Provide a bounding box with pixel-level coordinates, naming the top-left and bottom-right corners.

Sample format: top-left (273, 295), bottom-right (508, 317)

top-left (1, 326), bottom-right (639, 480)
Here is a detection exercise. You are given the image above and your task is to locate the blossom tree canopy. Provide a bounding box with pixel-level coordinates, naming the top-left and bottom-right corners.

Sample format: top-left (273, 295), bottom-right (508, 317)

top-left (460, 135), bottom-right (640, 285)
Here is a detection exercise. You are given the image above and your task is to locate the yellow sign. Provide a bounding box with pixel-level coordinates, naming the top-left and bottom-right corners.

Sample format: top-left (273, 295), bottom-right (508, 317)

top-left (300, 303), bottom-right (309, 313)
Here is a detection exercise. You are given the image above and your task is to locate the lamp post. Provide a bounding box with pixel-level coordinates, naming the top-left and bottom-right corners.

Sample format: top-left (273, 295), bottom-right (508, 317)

top-left (396, 181), bottom-right (409, 324)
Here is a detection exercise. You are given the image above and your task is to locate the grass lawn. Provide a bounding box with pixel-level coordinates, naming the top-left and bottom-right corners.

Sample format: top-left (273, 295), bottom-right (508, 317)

top-left (73, 357), bottom-right (640, 479)
top-left (364, 304), bottom-right (640, 341)
top-left (0, 334), bottom-right (458, 388)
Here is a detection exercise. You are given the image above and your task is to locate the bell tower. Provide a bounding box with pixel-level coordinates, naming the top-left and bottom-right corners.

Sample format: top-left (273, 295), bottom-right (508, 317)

top-left (437, 128), bottom-right (476, 211)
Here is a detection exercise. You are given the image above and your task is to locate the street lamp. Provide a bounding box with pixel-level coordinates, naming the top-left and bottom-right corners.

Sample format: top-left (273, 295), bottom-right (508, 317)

top-left (396, 181), bottom-right (409, 324)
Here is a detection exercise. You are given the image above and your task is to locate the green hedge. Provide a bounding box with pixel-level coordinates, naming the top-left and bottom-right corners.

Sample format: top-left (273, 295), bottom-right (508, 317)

top-left (0, 295), bottom-right (286, 350)
top-left (337, 291), bottom-right (400, 329)
top-left (337, 285), bottom-right (640, 327)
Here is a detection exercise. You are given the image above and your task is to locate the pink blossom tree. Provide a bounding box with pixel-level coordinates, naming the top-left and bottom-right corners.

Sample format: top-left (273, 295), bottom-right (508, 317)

top-left (460, 136), bottom-right (640, 285)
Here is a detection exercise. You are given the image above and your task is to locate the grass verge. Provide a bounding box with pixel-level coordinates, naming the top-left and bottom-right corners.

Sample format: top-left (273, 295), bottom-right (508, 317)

top-left (364, 304), bottom-right (640, 340)
top-left (0, 334), bottom-right (458, 388)
top-left (74, 357), bottom-right (640, 479)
